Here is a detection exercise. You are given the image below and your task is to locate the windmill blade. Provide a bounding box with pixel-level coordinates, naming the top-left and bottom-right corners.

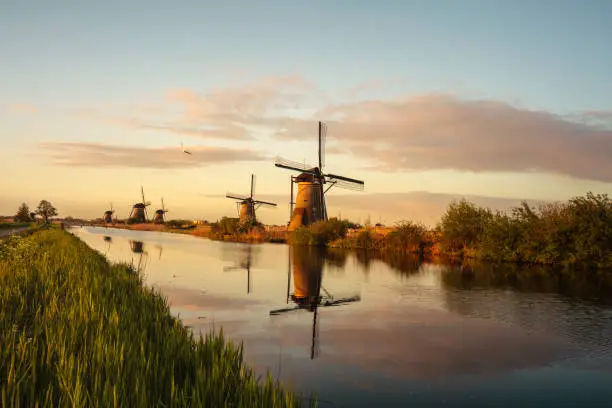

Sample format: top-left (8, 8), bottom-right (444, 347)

top-left (327, 179), bottom-right (365, 192)
top-left (254, 200), bottom-right (277, 207)
top-left (269, 306), bottom-right (303, 315)
top-left (161, 197), bottom-right (165, 211)
top-left (311, 306), bottom-right (320, 360)
top-left (226, 192), bottom-right (250, 201)
top-left (141, 186), bottom-right (146, 205)
top-left (325, 173), bottom-right (365, 191)
top-left (319, 121), bottom-right (327, 171)
top-left (275, 156), bottom-right (317, 173)
top-left (322, 295), bottom-right (361, 307)
top-left (223, 265), bottom-right (245, 272)
top-left (250, 174), bottom-right (256, 198)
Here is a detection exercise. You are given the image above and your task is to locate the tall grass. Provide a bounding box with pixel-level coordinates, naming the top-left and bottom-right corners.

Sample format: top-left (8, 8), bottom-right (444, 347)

top-left (0, 230), bottom-right (312, 407)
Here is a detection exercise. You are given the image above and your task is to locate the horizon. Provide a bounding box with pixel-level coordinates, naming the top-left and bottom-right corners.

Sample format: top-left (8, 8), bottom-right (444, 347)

top-left (2, 1), bottom-right (612, 226)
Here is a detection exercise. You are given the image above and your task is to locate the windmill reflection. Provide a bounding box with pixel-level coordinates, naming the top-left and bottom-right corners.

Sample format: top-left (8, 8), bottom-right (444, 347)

top-left (270, 245), bottom-right (361, 360)
top-left (103, 236), bottom-right (112, 255)
top-left (129, 240), bottom-right (147, 271)
top-left (224, 245), bottom-right (254, 294)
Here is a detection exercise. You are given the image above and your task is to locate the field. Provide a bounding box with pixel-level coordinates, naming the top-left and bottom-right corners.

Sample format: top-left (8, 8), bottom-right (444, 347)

top-left (0, 229), bottom-right (313, 407)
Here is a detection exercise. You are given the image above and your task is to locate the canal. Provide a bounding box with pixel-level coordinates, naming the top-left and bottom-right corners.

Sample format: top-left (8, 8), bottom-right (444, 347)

top-left (71, 226), bottom-right (612, 407)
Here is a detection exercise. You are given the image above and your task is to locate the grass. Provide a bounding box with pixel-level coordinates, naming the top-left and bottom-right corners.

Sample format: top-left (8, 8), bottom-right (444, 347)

top-left (0, 230), bottom-right (313, 407)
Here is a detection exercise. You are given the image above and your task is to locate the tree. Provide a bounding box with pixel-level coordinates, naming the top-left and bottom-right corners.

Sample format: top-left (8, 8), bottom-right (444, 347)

top-left (15, 202), bottom-right (31, 223)
top-left (36, 200), bottom-right (58, 223)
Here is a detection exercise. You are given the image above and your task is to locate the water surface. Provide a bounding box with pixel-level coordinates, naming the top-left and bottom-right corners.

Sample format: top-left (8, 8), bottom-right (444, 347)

top-left (72, 226), bottom-right (612, 407)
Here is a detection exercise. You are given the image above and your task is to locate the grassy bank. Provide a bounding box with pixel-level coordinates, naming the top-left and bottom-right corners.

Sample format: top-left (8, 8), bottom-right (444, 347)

top-left (208, 217), bottom-right (286, 244)
top-left (291, 218), bottom-right (436, 257)
top-left (0, 230), bottom-right (311, 407)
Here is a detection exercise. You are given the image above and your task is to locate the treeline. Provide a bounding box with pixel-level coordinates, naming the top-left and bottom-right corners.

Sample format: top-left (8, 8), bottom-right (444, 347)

top-left (439, 192), bottom-right (612, 268)
top-left (8, 200), bottom-right (58, 224)
top-left (291, 192), bottom-right (612, 269)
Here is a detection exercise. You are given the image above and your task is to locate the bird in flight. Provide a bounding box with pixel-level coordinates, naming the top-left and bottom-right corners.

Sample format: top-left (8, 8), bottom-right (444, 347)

top-left (181, 142), bottom-right (192, 155)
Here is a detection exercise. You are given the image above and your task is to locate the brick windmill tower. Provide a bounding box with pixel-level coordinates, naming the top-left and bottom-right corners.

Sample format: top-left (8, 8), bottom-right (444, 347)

top-left (128, 186), bottom-right (151, 224)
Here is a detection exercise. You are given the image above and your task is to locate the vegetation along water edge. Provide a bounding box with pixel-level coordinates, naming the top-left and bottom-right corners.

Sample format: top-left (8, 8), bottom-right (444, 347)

top-left (293, 192), bottom-right (612, 270)
top-left (0, 229), bottom-right (314, 407)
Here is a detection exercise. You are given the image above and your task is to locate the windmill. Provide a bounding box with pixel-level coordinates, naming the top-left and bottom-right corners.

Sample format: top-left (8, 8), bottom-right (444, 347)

top-left (103, 202), bottom-right (115, 225)
top-left (269, 246), bottom-right (361, 360)
top-left (275, 121), bottom-right (365, 231)
top-left (128, 186), bottom-right (151, 223)
top-left (153, 197), bottom-right (168, 224)
top-left (223, 245), bottom-right (254, 294)
top-left (226, 174), bottom-right (277, 225)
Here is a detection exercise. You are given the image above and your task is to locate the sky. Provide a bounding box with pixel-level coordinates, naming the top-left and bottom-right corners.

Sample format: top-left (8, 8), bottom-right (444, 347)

top-left (2, 0), bottom-right (612, 226)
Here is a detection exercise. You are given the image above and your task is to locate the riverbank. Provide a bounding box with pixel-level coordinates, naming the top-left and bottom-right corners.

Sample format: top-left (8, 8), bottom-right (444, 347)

top-left (289, 192), bottom-right (612, 270)
top-left (0, 229), bottom-right (311, 407)
top-left (96, 222), bottom-right (288, 244)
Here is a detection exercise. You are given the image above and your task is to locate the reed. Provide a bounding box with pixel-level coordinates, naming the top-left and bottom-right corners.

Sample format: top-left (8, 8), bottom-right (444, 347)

top-left (0, 230), bottom-right (313, 407)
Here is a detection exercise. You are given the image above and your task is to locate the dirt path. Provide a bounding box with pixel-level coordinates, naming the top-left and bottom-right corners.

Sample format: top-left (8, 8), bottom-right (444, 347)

top-left (0, 227), bottom-right (31, 239)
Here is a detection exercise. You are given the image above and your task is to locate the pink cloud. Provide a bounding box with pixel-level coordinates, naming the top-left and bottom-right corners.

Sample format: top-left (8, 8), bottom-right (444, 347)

top-left (271, 94), bottom-right (612, 183)
top-left (80, 75), bottom-right (313, 140)
top-left (38, 142), bottom-right (268, 169)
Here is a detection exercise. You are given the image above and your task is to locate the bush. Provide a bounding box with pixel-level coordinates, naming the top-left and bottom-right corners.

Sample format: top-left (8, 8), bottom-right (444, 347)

top-left (438, 199), bottom-right (492, 254)
top-left (290, 218), bottom-right (348, 247)
top-left (385, 221), bottom-right (428, 253)
top-left (438, 193), bottom-right (612, 268)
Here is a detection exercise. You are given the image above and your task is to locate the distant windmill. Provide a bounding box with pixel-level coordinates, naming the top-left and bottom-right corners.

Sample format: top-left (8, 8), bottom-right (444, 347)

top-left (103, 202), bottom-right (115, 225)
top-left (226, 174), bottom-right (277, 225)
top-left (128, 186), bottom-right (151, 224)
top-left (275, 121), bottom-right (364, 231)
top-left (269, 246), bottom-right (361, 360)
top-left (153, 197), bottom-right (168, 224)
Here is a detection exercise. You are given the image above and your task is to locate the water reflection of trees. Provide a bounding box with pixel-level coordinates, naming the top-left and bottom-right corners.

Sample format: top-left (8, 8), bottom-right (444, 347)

top-left (440, 261), bottom-right (612, 348)
top-left (323, 248), bottom-right (348, 269)
top-left (351, 250), bottom-right (423, 277)
top-left (441, 261), bottom-right (612, 304)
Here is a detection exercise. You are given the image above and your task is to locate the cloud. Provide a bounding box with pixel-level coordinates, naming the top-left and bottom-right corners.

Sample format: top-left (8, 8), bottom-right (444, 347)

top-left (7, 104), bottom-right (38, 114)
top-left (82, 75), bottom-right (313, 140)
top-left (38, 142), bottom-right (268, 169)
top-left (68, 77), bottom-right (612, 183)
top-left (271, 94), bottom-right (612, 183)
